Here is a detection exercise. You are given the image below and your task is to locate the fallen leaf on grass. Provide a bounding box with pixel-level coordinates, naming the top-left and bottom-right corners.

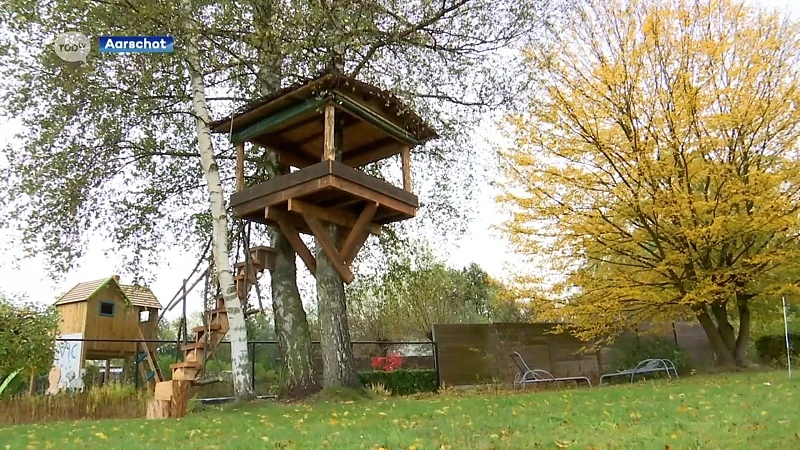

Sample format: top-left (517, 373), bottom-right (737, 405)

top-left (94, 433), bottom-right (107, 440)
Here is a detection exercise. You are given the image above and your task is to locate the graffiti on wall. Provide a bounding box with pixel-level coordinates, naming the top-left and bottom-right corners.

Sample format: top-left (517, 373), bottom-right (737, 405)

top-left (46, 333), bottom-right (85, 394)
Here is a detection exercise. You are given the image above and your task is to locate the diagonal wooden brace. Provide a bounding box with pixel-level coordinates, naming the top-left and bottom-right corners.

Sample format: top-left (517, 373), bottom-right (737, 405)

top-left (304, 213), bottom-right (355, 284)
top-left (341, 202), bottom-right (378, 265)
top-left (287, 198), bottom-right (381, 235)
top-left (267, 207), bottom-right (317, 275)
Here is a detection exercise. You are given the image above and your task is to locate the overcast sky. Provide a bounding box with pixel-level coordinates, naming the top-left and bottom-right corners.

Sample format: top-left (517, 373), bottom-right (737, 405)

top-left (0, 0), bottom-right (796, 323)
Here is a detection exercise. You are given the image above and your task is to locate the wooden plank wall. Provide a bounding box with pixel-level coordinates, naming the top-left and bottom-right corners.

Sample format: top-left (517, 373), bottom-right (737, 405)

top-left (56, 302), bottom-right (87, 335)
top-left (434, 322), bottom-right (713, 387)
top-left (83, 285), bottom-right (157, 358)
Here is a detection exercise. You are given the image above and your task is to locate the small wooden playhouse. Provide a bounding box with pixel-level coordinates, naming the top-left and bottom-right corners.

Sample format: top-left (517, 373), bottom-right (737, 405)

top-left (50, 275), bottom-right (163, 390)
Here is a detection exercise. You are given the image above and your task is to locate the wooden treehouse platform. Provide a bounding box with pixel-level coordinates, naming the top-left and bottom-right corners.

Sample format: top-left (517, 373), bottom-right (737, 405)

top-left (230, 160), bottom-right (418, 228)
top-left (213, 73), bottom-right (438, 285)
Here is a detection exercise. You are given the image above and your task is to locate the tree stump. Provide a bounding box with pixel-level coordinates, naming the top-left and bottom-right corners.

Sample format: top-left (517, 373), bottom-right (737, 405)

top-left (146, 380), bottom-right (191, 419)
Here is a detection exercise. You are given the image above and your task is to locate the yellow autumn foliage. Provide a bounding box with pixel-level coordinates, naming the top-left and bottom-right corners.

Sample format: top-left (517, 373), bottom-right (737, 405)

top-left (498, 0), bottom-right (800, 366)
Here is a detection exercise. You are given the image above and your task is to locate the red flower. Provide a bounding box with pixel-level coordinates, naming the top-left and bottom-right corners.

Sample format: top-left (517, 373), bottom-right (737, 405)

top-left (371, 356), bottom-right (386, 370)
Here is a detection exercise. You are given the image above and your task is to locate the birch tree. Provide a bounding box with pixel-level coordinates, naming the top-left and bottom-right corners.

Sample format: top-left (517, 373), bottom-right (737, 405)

top-left (181, 0), bottom-right (254, 398)
top-left (499, 0), bottom-right (800, 367)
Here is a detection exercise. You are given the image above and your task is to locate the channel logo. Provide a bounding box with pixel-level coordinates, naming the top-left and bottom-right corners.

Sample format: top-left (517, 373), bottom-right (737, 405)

top-left (99, 36), bottom-right (174, 53)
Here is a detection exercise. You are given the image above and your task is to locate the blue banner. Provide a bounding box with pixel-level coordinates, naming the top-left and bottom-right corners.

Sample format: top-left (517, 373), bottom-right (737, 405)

top-left (99, 36), bottom-right (174, 53)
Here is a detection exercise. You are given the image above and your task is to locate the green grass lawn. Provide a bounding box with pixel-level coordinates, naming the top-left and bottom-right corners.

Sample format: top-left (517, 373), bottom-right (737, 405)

top-left (0, 370), bottom-right (797, 449)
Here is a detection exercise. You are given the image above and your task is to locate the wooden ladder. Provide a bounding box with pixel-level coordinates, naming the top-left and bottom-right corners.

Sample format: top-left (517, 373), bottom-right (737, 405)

top-left (146, 245), bottom-right (275, 419)
top-left (137, 327), bottom-right (163, 386)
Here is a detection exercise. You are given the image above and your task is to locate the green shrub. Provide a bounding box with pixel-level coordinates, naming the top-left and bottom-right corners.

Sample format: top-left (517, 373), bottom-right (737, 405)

top-left (755, 334), bottom-right (799, 367)
top-left (359, 369), bottom-right (437, 396)
top-left (607, 334), bottom-right (693, 376)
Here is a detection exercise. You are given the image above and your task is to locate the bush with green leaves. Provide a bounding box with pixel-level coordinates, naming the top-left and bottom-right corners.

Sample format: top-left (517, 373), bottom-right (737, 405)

top-left (606, 334), bottom-right (693, 376)
top-left (0, 294), bottom-right (59, 386)
top-left (359, 369), bottom-right (438, 396)
top-left (755, 334), bottom-right (799, 367)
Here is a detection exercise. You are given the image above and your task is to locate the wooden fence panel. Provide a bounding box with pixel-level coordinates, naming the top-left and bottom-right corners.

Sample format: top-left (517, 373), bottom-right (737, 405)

top-left (674, 322), bottom-right (715, 370)
top-left (434, 322), bottom-right (713, 387)
top-left (433, 324), bottom-right (498, 386)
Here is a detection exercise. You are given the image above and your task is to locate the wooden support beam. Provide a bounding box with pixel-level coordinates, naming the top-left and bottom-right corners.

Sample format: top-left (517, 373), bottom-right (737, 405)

top-left (342, 137), bottom-right (404, 168)
top-left (236, 143), bottom-right (245, 191)
top-left (191, 377), bottom-right (224, 387)
top-left (287, 198), bottom-right (381, 235)
top-left (278, 151), bottom-right (317, 169)
top-left (341, 202), bottom-right (378, 265)
top-left (331, 177), bottom-right (417, 218)
top-left (401, 146), bottom-right (412, 192)
top-left (231, 97), bottom-right (326, 143)
top-left (293, 113), bottom-right (359, 148)
top-left (303, 213), bottom-right (355, 284)
top-left (323, 105), bottom-right (336, 161)
top-left (271, 208), bottom-right (317, 275)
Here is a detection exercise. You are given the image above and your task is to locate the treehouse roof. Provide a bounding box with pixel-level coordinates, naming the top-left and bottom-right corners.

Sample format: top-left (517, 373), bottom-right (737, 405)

top-left (210, 73), bottom-right (439, 167)
top-left (54, 276), bottom-right (162, 309)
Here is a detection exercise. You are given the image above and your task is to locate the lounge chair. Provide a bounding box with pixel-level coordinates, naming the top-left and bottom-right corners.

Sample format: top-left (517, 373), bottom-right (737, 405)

top-left (510, 351), bottom-right (593, 390)
top-left (598, 358), bottom-right (678, 385)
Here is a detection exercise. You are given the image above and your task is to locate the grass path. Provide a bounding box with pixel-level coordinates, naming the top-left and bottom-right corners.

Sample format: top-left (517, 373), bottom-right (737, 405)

top-left (0, 370), bottom-right (797, 449)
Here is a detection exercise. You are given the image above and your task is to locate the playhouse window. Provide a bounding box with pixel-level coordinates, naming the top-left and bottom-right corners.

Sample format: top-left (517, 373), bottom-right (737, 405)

top-left (99, 301), bottom-right (115, 317)
top-left (139, 310), bottom-right (151, 323)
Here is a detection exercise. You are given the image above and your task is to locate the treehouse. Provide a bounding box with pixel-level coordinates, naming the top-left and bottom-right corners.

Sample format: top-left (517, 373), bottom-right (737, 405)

top-left (211, 73), bottom-right (438, 283)
top-left (50, 275), bottom-right (163, 392)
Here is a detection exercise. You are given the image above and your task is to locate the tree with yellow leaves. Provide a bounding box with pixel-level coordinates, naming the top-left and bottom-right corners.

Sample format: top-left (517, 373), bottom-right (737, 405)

top-left (498, 0), bottom-right (800, 368)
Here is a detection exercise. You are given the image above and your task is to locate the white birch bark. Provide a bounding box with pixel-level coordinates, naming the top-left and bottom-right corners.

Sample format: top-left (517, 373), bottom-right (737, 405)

top-left (181, 0), bottom-right (254, 399)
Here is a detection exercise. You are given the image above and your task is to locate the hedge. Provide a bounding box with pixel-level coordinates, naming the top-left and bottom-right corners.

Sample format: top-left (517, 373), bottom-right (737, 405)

top-left (755, 334), bottom-right (800, 366)
top-left (359, 369), bottom-right (438, 396)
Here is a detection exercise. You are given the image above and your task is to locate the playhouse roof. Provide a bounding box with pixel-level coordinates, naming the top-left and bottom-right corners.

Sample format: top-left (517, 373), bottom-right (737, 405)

top-left (54, 276), bottom-right (162, 309)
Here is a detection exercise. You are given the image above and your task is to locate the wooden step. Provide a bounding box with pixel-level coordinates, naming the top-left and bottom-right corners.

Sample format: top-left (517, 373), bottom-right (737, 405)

top-left (249, 246), bottom-right (276, 271)
top-left (234, 272), bottom-right (258, 283)
top-left (181, 342), bottom-right (206, 351)
top-left (209, 308), bottom-right (227, 315)
top-left (234, 261), bottom-right (263, 272)
top-left (171, 361), bottom-right (201, 370)
top-left (193, 324), bottom-right (221, 333)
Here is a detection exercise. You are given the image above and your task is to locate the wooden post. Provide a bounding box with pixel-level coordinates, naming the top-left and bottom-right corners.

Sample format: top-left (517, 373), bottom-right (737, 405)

top-left (181, 279), bottom-right (188, 345)
top-left (236, 143), bottom-right (245, 191)
top-left (400, 146), bottom-right (412, 192)
top-left (323, 105), bottom-right (336, 160)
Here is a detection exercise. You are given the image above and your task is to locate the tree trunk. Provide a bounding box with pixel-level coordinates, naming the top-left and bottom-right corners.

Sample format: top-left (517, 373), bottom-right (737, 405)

top-left (734, 293), bottom-right (752, 367)
top-left (28, 371), bottom-right (35, 396)
top-left (711, 303), bottom-right (737, 353)
top-left (316, 113), bottom-right (359, 388)
top-left (270, 224), bottom-right (320, 398)
top-left (183, 0), bottom-right (253, 399)
top-left (695, 307), bottom-right (737, 368)
top-left (316, 223), bottom-right (360, 388)
top-left (251, 5), bottom-right (319, 398)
